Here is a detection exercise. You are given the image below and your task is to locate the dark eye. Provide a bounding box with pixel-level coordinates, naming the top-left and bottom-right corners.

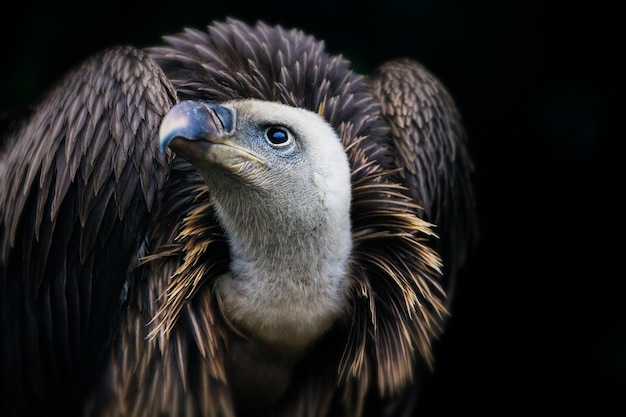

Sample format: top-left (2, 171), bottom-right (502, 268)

top-left (264, 126), bottom-right (294, 148)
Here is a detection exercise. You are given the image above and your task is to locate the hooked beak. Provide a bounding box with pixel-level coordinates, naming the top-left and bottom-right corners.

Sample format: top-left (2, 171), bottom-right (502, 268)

top-left (159, 100), bottom-right (265, 174)
top-left (159, 100), bottom-right (236, 156)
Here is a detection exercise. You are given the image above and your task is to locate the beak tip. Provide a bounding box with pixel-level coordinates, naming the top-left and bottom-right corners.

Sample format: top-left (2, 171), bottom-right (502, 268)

top-left (158, 101), bottom-right (195, 153)
top-left (158, 126), bottom-right (174, 154)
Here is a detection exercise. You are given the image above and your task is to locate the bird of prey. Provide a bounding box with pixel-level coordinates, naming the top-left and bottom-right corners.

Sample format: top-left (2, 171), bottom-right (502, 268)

top-left (0, 18), bottom-right (477, 417)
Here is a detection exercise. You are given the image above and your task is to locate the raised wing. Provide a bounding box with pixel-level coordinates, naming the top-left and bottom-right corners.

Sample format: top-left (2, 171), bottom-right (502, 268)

top-left (0, 46), bottom-right (177, 416)
top-left (367, 58), bottom-right (478, 300)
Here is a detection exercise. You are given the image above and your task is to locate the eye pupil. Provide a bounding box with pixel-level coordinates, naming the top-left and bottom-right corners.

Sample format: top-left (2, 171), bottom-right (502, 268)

top-left (266, 127), bottom-right (290, 145)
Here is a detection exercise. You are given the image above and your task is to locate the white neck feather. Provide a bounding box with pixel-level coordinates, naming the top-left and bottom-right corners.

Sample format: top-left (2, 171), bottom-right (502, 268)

top-left (214, 185), bottom-right (352, 350)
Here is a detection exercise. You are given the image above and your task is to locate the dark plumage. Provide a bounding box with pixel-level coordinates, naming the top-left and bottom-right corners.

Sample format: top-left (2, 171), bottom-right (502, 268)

top-left (0, 18), bottom-right (477, 417)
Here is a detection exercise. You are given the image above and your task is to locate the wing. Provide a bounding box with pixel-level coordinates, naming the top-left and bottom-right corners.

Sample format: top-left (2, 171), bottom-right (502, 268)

top-left (367, 58), bottom-right (478, 300)
top-left (0, 46), bottom-right (177, 416)
top-left (363, 58), bottom-right (477, 417)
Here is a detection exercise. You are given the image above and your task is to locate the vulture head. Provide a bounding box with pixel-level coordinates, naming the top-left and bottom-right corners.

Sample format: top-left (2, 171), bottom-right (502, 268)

top-left (160, 99), bottom-right (352, 346)
top-left (0, 18), bottom-right (477, 417)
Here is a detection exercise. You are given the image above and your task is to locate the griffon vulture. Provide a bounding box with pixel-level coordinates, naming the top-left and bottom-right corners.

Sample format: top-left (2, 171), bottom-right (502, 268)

top-left (0, 18), bottom-right (477, 417)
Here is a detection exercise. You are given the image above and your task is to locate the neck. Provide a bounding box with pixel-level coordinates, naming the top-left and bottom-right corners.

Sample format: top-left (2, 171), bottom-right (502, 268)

top-left (213, 190), bottom-right (352, 350)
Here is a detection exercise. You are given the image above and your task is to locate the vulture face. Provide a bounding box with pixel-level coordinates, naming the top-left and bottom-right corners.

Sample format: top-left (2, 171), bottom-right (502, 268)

top-left (159, 99), bottom-right (353, 352)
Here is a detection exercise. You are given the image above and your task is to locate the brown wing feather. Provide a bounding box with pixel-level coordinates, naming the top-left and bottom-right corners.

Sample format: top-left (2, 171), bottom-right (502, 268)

top-left (0, 46), bottom-right (176, 417)
top-left (366, 58), bottom-right (478, 299)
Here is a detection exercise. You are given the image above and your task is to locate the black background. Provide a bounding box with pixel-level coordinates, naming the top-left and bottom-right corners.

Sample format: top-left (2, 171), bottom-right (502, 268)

top-left (1, 0), bottom-right (624, 415)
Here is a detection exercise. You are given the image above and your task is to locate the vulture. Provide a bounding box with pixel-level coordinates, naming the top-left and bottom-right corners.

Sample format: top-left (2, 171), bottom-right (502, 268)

top-left (0, 18), bottom-right (477, 417)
